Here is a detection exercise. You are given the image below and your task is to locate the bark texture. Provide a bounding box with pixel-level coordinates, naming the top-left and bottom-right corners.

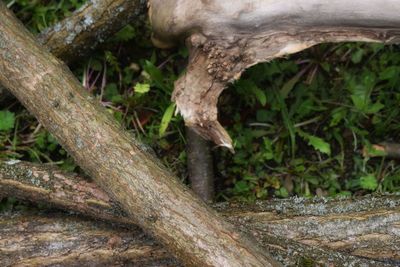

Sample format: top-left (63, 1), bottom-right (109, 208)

top-left (0, 4), bottom-right (278, 267)
top-left (1, 160), bottom-right (400, 266)
top-left (186, 127), bottom-right (215, 202)
top-left (0, 0), bottom-right (148, 104)
top-left (0, 212), bottom-right (176, 267)
top-left (37, 0), bottom-right (148, 63)
top-left (149, 0), bottom-right (400, 149)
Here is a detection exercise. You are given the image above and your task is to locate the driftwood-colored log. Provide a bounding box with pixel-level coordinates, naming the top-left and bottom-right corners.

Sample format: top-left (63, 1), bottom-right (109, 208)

top-left (0, 3), bottom-right (278, 267)
top-left (149, 0), bottom-right (400, 150)
top-left (1, 160), bottom-right (400, 266)
top-left (364, 143), bottom-right (400, 159)
top-left (186, 127), bottom-right (215, 202)
top-left (3, 209), bottom-right (399, 267)
top-left (0, 0), bottom-right (147, 105)
top-left (0, 212), bottom-right (176, 267)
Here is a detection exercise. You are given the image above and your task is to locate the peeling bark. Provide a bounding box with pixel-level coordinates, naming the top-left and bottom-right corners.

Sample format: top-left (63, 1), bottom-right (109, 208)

top-left (0, 4), bottom-right (278, 267)
top-left (186, 127), bottom-right (215, 202)
top-left (0, 0), bottom-right (148, 104)
top-left (1, 160), bottom-right (400, 266)
top-left (149, 0), bottom-right (400, 149)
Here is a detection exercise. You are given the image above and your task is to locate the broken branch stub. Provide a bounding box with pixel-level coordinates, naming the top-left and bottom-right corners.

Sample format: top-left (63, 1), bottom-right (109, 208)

top-left (0, 3), bottom-right (279, 266)
top-left (149, 0), bottom-right (400, 149)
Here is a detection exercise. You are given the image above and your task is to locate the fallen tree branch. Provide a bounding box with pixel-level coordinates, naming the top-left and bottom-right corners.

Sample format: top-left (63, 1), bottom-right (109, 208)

top-left (0, 3), bottom-right (278, 266)
top-left (186, 127), bottom-right (215, 202)
top-left (1, 160), bottom-right (400, 266)
top-left (3, 210), bottom-right (398, 267)
top-left (0, 0), bottom-right (147, 105)
top-left (149, 0), bottom-right (400, 149)
top-left (363, 143), bottom-right (400, 159)
top-left (0, 211), bottom-right (176, 267)
top-left (37, 0), bottom-right (147, 63)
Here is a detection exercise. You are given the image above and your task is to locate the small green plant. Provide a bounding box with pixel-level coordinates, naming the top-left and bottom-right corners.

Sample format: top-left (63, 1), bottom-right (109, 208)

top-left (1, 0), bottom-right (400, 203)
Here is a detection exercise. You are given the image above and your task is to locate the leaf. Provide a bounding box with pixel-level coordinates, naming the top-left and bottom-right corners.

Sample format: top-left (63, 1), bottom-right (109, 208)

top-left (159, 103), bottom-right (176, 137)
top-left (351, 49), bottom-right (364, 64)
top-left (366, 102), bottom-right (384, 114)
top-left (280, 67), bottom-right (307, 99)
top-left (360, 174), bottom-right (378, 191)
top-left (299, 131), bottom-right (331, 155)
top-left (134, 83), bottom-right (150, 94)
top-left (114, 25), bottom-right (136, 42)
top-left (143, 60), bottom-right (168, 92)
top-left (307, 135), bottom-right (331, 155)
top-left (0, 110), bottom-right (15, 131)
top-left (252, 87), bottom-right (267, 106)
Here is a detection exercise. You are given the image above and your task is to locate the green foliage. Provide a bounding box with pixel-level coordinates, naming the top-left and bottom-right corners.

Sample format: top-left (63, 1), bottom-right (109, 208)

top-left (1, 1), bottom-right (400, 204)
top-left (359, 174), bottom-right (378, 191)
top-left (217, 43), bottom-right (400, 201)
top-left (0, 110), bottom-right (15, 131)
top-left (5, 0), bottom-right (86, 33)
top-left (159, 103), bottom-right (176, 137)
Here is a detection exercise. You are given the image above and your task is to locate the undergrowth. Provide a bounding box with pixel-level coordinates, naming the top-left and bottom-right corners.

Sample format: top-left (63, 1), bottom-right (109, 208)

top-left (1, 0), bottom-right (399, 204)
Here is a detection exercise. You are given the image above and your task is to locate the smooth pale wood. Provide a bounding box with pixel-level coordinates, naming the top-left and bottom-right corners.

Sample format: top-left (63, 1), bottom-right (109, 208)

top-left (1, 160), bottom-right (400, 266)
top-left (149, 0), bottom-right (400, 149)
top-left (0, 3), bottom-right (278, 267)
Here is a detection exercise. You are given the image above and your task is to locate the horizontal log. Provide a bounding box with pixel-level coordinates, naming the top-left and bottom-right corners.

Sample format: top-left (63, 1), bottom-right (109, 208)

top-left (0, 0), bottom-right (147, 105)
top-left (0, 212), bottom-right (176, 267)
top-left (149, 0), bottom-right (400, 149)
top-left (0, 4), bottom-right (277, 266)
top-left (1, 160), bottom-right (400, 266)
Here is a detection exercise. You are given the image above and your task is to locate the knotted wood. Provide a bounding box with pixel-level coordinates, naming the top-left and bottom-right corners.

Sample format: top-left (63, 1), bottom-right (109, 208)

top-left (149, 0), bottom-right (400, 149)
top-left (0, 3), bottom-right (278, 266)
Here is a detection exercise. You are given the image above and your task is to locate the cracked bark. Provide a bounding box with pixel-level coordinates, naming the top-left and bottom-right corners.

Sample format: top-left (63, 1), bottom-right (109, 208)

top-left (0, 3), bottom-right (278, 266)
top-left (1, 160), bottom-right (400, 266)
top-left (149, 0), bottom-right (400, 150)
top-left (0, 0), bottom-right (148, 105)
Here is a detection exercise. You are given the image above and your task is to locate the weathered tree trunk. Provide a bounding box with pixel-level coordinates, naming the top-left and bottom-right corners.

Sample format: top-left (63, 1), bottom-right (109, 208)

top-left (149, 0), bottom-right (400, 149)
top-left (186, 127), bottom-right (215, 202)
top-left (1, 160), bottom-right (400, 266)
top-left (0, 212), bottom-right (177, 267)
top-left (0, 0), bottom-right (147, 104)
top-left (0, 3), bottom-right (278, 267)
top-left (1, 205), bottom-right (399, 267)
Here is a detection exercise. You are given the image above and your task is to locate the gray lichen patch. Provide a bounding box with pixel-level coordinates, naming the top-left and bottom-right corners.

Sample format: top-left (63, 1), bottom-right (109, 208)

top-left (75, 137), bottom-right (85, 149)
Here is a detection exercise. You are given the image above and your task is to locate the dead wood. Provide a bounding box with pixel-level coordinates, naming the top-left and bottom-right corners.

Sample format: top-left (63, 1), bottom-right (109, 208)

top-left (0, 0), bottom-right (147, 105)
top-left (1, 160), bottom-right (400, 266)
top-left (0, 211), bottom-right (176, 267)
top-left (149, 0), bottom-right (400, 149)
top-left (186, 127), bottom-right (215, 202)
top-left (364, 143), bottom-right (400, 159)
top-left (0, 3), bottom-right (278, 266)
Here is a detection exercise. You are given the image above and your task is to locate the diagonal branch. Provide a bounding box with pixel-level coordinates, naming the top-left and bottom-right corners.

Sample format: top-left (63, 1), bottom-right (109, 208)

top-left (0, 0), bottom-right (147, 104)
top-left (0, 3), bottom-right (278, 266)
top-left (1, 161), bottom-right (400, 266)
